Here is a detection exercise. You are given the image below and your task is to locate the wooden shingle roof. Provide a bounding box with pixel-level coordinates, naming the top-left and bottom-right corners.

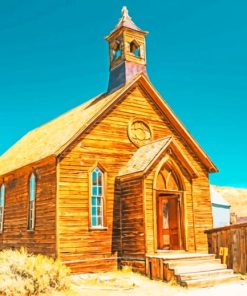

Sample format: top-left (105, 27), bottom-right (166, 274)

top-left (0, 84), bottom-right (126, 176)
top-left (118, 136), bottom-right (200, 179)
top-left (118, 136), bottom-right (172, 176)
top-left (0, 73), bottom-right (218, 176)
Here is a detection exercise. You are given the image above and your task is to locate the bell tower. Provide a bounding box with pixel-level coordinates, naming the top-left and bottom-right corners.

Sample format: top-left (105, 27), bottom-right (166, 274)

top-left (105, 7), bottom-right (148, 93)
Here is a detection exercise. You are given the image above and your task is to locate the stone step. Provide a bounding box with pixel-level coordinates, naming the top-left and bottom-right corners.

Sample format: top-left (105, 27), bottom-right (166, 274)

top-left (178, 268), bottom-right (234, 281)
top-left (166, 258), bottom-right (221, 268)
top-left (174, 263), bottom-right (227, 275)
top-left (180, 273), bottom-right (240, 288)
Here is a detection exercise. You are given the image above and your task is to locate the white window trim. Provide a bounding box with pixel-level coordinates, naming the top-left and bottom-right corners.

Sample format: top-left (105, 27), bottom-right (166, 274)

top-left (91, 167), bottom-right (104, 228)
top-left (28, 173), bottom-right (36, 231)
top-left (0, 184), bottom-right (5, 233)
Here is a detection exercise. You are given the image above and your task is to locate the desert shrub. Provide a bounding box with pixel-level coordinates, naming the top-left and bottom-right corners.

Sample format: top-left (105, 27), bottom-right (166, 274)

top-left (0, 248), bottom-right (70, 296)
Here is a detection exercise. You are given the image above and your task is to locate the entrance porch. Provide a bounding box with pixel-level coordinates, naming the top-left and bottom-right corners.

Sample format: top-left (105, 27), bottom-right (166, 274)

top-left (145, 252), bottom-right (239, 287)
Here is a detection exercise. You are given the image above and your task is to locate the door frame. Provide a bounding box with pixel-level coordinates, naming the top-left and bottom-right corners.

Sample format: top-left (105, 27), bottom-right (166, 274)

top-left (156, 190), bottom-right (185, 250)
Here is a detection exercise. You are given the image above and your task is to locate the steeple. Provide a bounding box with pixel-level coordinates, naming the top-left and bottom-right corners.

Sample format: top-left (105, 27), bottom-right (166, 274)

top-left (105, 7), bottom-right (148, 93)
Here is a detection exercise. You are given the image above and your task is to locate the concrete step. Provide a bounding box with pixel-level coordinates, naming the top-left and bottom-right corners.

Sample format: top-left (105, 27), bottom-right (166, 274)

top-left (181, 273), bottom-right (240, 288)
top-left (166, 258), bottom-right (221, 269)
top-left (178, 268), bottom-right (234, 281)
top-left (174, 263), bottom-right (227, 275)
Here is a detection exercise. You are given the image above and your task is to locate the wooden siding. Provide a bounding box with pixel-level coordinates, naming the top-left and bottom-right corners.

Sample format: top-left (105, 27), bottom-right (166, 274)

top-left (121, 177), bottom-right (145, 258)
top-left (206, 223), bottom-right (247, 273)
top-left (57, 84), bottom-right (213, 272)
top-left (57, 87), bottom-right (151, 271)
top-left (0, 157), bottom-right (57, 257)
top-left (192, 177), bottom-right (213, 252)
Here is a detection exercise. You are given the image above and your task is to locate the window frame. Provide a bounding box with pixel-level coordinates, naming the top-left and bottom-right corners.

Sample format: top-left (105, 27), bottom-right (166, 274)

top-left (89, 165), bottom-right (107, 230)
top-left (0, 183), bottom-right (5, 233)
top-left (28, 172), bottom-right (36, 231)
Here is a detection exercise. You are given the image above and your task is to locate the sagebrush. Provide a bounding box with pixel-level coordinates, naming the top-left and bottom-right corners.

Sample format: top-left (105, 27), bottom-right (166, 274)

top-left (0, 248), bottom-right (70, 296)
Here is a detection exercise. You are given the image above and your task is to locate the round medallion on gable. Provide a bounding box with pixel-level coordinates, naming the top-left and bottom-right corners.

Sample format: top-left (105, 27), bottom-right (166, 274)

top-left (128, 120), bottom-right (152, 147)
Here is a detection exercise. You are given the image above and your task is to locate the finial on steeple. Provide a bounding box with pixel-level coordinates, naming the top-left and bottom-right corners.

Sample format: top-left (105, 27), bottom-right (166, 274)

top-left (111, 6), bottom-right (144, 32)
top-left (121, 6), bottom-right (130, 21)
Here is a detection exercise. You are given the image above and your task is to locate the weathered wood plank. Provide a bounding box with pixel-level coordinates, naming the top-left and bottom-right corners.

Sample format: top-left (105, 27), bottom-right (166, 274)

top-left (0, 157), bottom-right (57, 258)
top-left (206, 223), bottom-right (247, 273)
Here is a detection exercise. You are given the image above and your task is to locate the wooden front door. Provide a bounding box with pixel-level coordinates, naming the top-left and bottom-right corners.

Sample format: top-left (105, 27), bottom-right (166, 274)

top-left (157, 194), bottom-right (180, 250)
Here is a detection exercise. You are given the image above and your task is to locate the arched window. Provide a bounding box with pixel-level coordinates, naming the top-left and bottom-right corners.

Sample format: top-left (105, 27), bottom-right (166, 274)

top-left (28, 173), bottom-right (36, 230)
top-left (91, 167), bottom-right (104, 227)
top-left (0, 184), bottom-right (5, 233)
top-left (155, 163), bottom-right (183, 191)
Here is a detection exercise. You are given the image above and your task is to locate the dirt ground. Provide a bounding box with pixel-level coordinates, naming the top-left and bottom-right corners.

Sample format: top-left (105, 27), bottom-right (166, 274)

top-left (57, 271), bottom-right (247, 296)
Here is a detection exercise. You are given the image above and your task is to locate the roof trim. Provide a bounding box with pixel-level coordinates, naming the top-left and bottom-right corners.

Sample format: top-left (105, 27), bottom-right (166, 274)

top-left (117, 136), bottom-right (199, 181)
top-left (137, 74), bottom-right (218, 173)
top-left (142, 137), bottom-right (173, 174)
top-left (169, 141), bottom-right (199, 178)
top-left (0, 155), bottom-right (56, 179)
top-left (55, 74), bottom-right (142, 157)
top-left (57, 72), bottom-right (218, 173)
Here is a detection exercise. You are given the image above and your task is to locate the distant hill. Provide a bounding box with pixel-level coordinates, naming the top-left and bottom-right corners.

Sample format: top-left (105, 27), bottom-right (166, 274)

top-left (212, 185), bottom-right (247, 221)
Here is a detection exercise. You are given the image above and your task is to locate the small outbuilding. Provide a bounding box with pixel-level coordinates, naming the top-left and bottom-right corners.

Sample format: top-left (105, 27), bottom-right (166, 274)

top-left (210, 186), bottom-right (231, 228)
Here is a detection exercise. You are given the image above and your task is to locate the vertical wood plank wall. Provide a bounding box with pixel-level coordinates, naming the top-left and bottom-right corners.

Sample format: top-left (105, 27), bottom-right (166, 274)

top-left (206, 223), bottom-right (247, 273)
top-left (0, 157), bottom-right (57, 257)
top-left (120, 177), bottom-right (146, 272)
top-left (192, 177), bottom-right (213, 252)
top-left (121, 177), bottom-right (145, 257)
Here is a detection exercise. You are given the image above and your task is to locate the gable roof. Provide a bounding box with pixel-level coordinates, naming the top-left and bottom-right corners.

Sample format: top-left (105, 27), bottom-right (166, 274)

top-left (0, 73), bottom-right (218, 176)
top-left (0, 84), bottom-right (126, 176)
top-left (118, 136), bottom-right (199, 179)
top-left (118, 136), bottom-right (172, 176)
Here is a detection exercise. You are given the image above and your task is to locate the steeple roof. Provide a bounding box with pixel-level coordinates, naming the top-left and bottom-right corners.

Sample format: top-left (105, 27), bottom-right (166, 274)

top-left (106, 6), bottom-right (147, 39)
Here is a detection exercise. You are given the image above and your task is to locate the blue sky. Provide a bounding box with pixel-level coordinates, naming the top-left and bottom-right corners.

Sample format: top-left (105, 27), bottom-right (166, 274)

top-left (0, 0), bottom-right (246, 187)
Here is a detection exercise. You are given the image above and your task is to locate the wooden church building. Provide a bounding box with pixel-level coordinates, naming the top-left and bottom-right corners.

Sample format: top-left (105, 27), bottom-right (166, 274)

top-left (0, 7), bottom-right (218, 274)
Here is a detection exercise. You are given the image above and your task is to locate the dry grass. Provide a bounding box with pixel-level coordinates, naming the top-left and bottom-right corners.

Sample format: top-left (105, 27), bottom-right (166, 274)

top-left (0, 248), bottom-right (70, 296)
top-left (0, 248), bottom-right (245, 296)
